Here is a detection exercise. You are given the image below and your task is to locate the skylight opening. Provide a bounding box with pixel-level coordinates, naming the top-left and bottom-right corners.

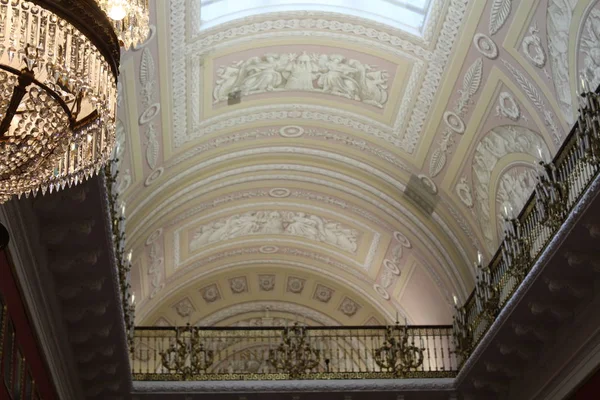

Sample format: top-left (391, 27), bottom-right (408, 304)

top-left (199, 0), bottom-right (434, 36)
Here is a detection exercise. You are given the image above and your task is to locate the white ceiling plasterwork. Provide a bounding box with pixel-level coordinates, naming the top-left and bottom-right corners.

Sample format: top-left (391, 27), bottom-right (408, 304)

top-left (117, 0), bottom-right (600, 328)
top-left (170, 0), bottom-right (470, 153)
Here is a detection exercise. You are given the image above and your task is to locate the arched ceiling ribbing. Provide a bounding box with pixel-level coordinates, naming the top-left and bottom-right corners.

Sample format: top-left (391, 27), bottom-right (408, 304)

top-left (117, 0), bottom-right (599, 327)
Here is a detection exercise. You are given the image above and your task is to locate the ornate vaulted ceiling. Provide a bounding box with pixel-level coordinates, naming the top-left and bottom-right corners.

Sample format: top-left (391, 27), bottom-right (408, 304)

top-left (117, 0), bottom-right (600, 327)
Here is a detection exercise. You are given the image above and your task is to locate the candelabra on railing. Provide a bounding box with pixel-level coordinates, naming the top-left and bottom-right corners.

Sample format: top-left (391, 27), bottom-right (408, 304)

top-left (474, 253), bottom-right (500, 320)
top-left (577, 77), bottom-right (600, 166)
top-left (159, 324), bottom-right (215, 380)
top-left (536, 157), bottom-right (569, 231)
top-left (501, 204), bottom-right (531, 283)
top-left (452, 304), bottom-right (472, 363)
top-left (372, 321), bottom-right (425, 377)
top-left (267, 322), bottom-right (320, 378)
top-left (104, 159), bottom-right (136, 352)
top-left (452, 77), bottom-right (600, 366)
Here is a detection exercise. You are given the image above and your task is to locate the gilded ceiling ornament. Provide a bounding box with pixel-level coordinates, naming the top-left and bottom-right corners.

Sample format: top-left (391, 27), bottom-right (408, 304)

top-left (489, 0), bottom-right (512, 36)
top-left (474, 33), bottom-right (499, 59)
top-left (200, 284), bottom-right (221, 303)
top-left (339, 297), bottom-right (361, 316)
top-left (286, 277), bottom-right (306, 294)
top-left (496, 91), bottom-right (521, 121)
top-left (213, 52), bottom-right (389, 108)
top-left (229, 277), bottom-right (249, 294)
top-left (522, 23), bottom-right (546, 68)
top-left (313, 285), bottom-right (334, 303)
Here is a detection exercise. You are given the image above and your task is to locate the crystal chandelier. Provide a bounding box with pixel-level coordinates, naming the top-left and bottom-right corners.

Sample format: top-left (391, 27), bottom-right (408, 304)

top-left (0, 0), bottom-right (120, 203)
top-left (97, 0), bottom-right (150, 49)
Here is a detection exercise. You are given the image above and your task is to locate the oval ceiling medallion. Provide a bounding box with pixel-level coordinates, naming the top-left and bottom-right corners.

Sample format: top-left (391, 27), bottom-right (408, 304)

top-left (259, 245), bottom-right (279, 254)
top-left (279, 125), bottom-right (305, 138)
top-left (269, 188), bottom-right (292, 198)
top-left (474, 33), bottom-right (498, 59)
top-left (443, 111), bottom-right (466, 134)
top-left (374, 284), bottom-right (390, 300)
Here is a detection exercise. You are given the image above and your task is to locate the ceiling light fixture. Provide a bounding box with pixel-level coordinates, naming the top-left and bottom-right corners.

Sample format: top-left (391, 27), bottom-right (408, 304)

top-left (0, 0), bottom-right (121, 203)
top-left (97, 0), bottom-right (150, 49)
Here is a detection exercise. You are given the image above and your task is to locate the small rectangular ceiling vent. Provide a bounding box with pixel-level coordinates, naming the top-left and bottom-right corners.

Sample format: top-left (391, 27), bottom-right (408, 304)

top-left (402, 174), bottom-right (439, 216)
top-left (228, 90), bottom-right (241, 105)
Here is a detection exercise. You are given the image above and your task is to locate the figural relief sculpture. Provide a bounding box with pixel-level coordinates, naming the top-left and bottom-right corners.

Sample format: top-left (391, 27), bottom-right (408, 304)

top-left (190, 211), bottom-right (359, 253)
top-left (213, 52), bottom-right (389, 108)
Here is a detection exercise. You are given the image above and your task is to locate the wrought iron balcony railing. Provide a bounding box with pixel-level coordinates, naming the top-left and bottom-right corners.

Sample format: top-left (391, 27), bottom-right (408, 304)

top-left (131, 324), bottom-right (457, 381)
top-left (454, 86), bottom-right (600, 362)
top-left (123, 86), bottom-right (600, 381)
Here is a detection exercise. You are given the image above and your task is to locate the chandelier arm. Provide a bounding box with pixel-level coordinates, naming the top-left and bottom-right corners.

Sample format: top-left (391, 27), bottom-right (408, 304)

top-left (0, 64), bottom-right (75, 126)
top-left (0, 69), bottom-right (34, 137)
top-left (31, 0), bottom-right (120, 78)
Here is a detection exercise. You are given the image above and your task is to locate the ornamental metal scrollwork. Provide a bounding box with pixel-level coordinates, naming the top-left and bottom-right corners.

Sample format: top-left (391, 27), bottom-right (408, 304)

top-left (535, 162), bottom-right (569, 231)
top-left (501, 212), bottom-right (532, 283)
top-left (373, 324), bottom-right (424, 377)
top-left (159, 324), bottom-right (215, 380)
top-left (267, 323), bottom-right (320, 378)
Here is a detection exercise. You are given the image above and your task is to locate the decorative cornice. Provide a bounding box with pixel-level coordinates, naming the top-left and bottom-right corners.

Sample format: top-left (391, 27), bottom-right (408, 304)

top-left (133, 378), bottom-right (455, 393)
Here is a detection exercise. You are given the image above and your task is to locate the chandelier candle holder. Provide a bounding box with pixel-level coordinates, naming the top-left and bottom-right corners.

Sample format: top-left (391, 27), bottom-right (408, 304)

top-left (576, 74), bottom-right (600, 166)
top-left (159, 324), bottom-right (215, 380)
top-left (475, 255), bottom-right (499, 320)
top-left (97, 0), bottom-right (150, 49)
top-left (267, 322), bottom-right (320, 378)
top-left (452, 296), bottom-right (472, 363)
top-left (535, 158), bottom-right (569, 231)
top-left (0, 0), bottom-right (120, 203)
top-left (501, 204), bottom-right (531, 282)
top-left (373, 322), bottom-right (425, 377)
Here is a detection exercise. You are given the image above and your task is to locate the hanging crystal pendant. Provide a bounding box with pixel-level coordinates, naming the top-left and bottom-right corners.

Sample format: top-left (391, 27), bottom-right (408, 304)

top-left (0, 0), bottom-right (120, 203)
top-left (97, 0), bottom-right (150, 49)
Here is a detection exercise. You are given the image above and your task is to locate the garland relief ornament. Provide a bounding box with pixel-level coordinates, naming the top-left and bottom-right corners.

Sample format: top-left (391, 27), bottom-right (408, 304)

top-left (496, 91), bottom-right (521, 121)
top-left (522, 23), bottom-right (546, 68)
